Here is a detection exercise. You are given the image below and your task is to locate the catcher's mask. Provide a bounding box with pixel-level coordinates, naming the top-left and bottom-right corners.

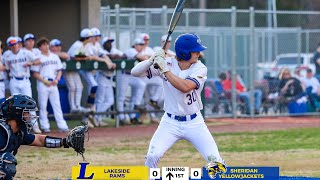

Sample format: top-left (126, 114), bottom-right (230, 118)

top-left (0, 94), bottom-right (38, 133)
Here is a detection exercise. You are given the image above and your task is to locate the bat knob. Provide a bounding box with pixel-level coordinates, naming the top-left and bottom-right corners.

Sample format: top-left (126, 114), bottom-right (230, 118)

top-left (154, 64), bottom-right (159, 69)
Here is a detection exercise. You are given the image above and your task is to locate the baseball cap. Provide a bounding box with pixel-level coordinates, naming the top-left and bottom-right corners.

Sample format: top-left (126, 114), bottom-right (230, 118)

top-left (133, 38), bottom-right (145, 46)
top-left (91, 27), bottom-right (101, 37)
top-left (23, 33), bottom-right (35, 42)
top-left (161, 34), bottom-right (171, 42)
top-left (80, 28), bottom-right (93, 38)
top-left (7, 36), bottom-right (19, 47)
top-left (101, 37), bottom-right (114, 45)
top-left (17, 37), bottom-right (23, 43)
top-left (139, 33), bottom-right (150, 40)
top-left (50, 39), bottom-right (62, 46)
top-left (6, 36), bottom-right (14, 45)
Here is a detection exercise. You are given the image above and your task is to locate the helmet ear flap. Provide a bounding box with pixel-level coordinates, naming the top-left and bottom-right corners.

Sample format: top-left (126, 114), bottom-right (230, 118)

top-left (176, 47), bottom-right (191, 61)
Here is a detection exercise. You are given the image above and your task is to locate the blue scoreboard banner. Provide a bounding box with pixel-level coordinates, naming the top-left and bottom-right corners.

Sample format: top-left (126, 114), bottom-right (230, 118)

top-left (200, 166), bottom-right (279, 180)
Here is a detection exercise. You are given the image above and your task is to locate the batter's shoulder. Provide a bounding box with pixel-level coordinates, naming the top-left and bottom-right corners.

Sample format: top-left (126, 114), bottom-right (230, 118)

top-left (194, 60), bottom-right (207, 69)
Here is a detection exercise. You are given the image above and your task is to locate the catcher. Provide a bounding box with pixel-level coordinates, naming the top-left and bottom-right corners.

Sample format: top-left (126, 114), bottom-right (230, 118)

top-left (0, 94), bottom-right (87, 180)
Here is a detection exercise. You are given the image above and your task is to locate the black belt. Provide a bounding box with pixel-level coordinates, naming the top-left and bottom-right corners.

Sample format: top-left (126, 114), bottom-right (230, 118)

top-left (167, 113), bottom-right (197, 121)
top-left (0, 79), bottom-right (4, 82)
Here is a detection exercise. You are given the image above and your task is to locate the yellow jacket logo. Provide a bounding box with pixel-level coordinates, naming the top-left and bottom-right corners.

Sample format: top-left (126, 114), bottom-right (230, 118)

top-left (206, 162), bottom-right (227, 179)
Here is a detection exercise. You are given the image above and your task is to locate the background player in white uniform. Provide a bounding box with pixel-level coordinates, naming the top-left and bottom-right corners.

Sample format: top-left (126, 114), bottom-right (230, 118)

top-left (49, 39), bottom-right (70, 60)
top-left (23, 33), bottom-right (41, 57)
top-left (93, 37), bottom-right (122, 126)
top-left (153, 34), bottom-right (176, 57)
top-left (118, 38), bottom-right (148, 125)
top-left (0, 41), bottom-right (6, 103)
top-left (131, 33), bottom-right (226, 169)
top-left (66, 28), bottom-right (93, 113)
top-left (82, 27), bottom-right (116, 113)
top-left (139, 33), bottom-right (163, 123)
top-left (2, 36), bottom-right (42, 133)
top-left (32, 38), bottom-right (69, 133)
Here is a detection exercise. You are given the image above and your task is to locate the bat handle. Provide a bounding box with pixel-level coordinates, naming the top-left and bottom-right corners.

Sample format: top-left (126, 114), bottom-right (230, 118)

top-left (154, 31), bottom-right (173, 69)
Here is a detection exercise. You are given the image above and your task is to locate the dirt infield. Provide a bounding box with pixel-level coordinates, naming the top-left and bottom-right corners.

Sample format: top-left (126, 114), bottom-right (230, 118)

top-left (66, 116), bottom-right (320, 141)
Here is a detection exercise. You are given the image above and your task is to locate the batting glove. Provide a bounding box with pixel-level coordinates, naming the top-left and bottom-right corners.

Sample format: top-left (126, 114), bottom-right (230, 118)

top-left (153, 56), bottom-right (169, 74)
top-left (148, 49), bottom-right (165, 64)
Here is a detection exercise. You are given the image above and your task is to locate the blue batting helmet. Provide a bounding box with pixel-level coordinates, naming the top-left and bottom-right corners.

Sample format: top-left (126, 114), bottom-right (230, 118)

top-left (175, 33), bottom-right (206, 60)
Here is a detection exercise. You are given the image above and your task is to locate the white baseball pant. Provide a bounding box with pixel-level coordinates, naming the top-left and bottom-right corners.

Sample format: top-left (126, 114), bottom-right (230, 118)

top-left (9, 78), bottom-right (32, 97)
top-left (145, 112), bottom-right (224, 168)
top-left (144, 76), bottom-right (163, 102)
top-left (0, 81), bottom-right (5, 101)
top-left (116, 71), bottom-right (146, 120)
top-left (64, 72), bottom-right (83, 110)
top-left (37, 82), bottom-right (69, 130)
top-left (95, 72), bottom-right (114, 122)
top-left (80, 70), bottom-right (98, 106)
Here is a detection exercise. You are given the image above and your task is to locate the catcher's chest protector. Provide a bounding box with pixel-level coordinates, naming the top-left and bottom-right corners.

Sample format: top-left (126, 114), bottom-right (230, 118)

top-left (0, 121), bottom-right (23, 155)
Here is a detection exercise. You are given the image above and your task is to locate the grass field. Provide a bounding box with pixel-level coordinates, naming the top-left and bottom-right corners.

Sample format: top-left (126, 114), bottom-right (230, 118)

top-left (15, 124), bottom-right (320, 179)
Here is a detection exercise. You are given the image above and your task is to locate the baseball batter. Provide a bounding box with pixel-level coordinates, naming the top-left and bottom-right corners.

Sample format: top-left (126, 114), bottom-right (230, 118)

top-left (32, 38), bottom-right (69, 133)
top-left (131, 33), bottom-right (225, 168)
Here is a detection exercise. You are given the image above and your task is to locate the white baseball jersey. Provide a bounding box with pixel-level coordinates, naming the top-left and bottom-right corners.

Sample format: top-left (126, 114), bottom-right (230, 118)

top-left (125, 48), bottom-right (139, 59)
top-left (301, 77), bottom-right (320, 93)
top-left (3, 49), bottom-right (36, 78)
top-left (0, 55), bottom-right (6, 80)
top-left (2, 50), bottom-right (11, 58)
top-left (104, 47), bottom-right (124, 57)
top-left (148, 57), bottom-right (207, 115)
top-left (23, 48), bottom-right (41, 58)
top-left (140, 46), bottom-right (154, 57)
top-left (67, 40), bottom-right (87, 58)
top-left (32, 52), bottom-right (63, 79)
top-left (85, 42), bottom-right (106, 57)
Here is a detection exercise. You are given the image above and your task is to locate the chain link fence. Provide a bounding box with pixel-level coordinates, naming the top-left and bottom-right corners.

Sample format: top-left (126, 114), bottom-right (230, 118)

top-left (101, 5), bottom-right (320, 118)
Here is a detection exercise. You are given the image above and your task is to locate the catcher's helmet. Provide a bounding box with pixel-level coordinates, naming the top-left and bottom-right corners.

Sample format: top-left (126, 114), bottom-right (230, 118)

top-left (175, 33), bottom-right (206, 61)
top-left (0, 95), bottom-right (38, 132)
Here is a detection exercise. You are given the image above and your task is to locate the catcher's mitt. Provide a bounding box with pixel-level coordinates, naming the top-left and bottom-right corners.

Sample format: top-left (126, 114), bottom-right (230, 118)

top-left (63, 125), bottom-right (88, 160)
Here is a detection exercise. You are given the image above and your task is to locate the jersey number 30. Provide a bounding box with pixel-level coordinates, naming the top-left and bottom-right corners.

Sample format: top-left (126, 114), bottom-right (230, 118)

top-left (186, 92), bottom-right (196, 105)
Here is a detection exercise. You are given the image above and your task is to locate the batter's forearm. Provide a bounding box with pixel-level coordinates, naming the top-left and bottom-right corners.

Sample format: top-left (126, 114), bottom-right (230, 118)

top-left (131, 60), bottom-right (153, 77)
